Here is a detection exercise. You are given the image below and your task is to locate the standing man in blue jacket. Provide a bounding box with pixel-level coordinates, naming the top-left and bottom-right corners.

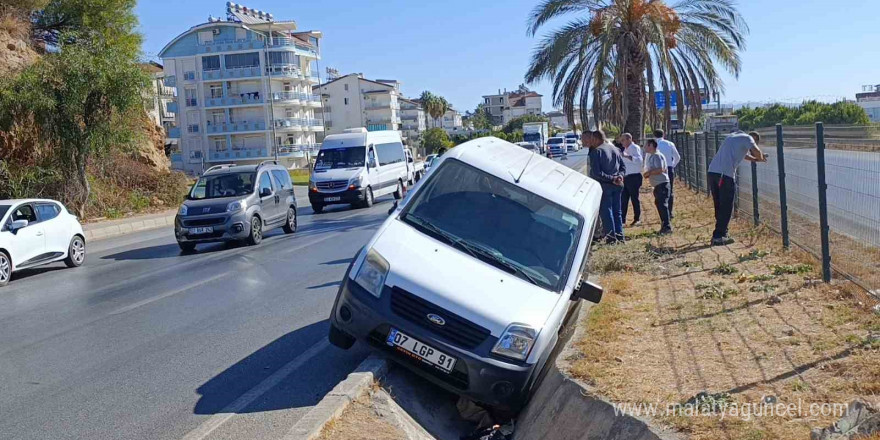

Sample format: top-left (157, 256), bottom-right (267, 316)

top-left (584, 130), bottom-right (626, 244)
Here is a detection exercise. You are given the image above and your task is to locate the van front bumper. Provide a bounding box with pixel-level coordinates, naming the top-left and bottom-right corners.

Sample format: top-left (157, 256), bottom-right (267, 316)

top-left (330, 275), bottom-right (539, 410)
top-left (308, 188), bottom-right (366, 206)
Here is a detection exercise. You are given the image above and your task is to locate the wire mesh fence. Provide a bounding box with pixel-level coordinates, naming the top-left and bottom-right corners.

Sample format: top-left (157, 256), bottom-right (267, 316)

top-left (672, 124), bottom-right (880, 305)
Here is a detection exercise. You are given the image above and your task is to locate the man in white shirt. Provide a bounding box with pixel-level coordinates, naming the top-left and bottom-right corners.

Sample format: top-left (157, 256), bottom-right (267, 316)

top-left (653, 129), bottom-right (681, 218)
top-left (618, 133), bottom-right (644, 225)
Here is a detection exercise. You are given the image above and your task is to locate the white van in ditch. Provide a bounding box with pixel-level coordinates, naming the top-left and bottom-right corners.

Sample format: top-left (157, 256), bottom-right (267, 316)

top-left (328, 137), bottom-right (604, 412)
top-left (308, 128), bottom-right (409, 213)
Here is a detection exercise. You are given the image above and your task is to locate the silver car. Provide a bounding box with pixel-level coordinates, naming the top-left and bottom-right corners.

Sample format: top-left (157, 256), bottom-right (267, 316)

top-left (175, 162), bottom-right (297, 252)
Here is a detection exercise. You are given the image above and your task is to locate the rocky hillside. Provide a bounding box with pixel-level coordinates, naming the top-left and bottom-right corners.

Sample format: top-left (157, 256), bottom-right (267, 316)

top-left (0, 15), bottom-right (38, 75)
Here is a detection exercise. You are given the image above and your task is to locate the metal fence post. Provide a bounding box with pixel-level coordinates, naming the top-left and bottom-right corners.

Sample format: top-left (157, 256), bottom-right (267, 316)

top-left (703, 132), bottom-right (711, 195)
top-left (815, 122), bottom-right (832, 283)
top-left (751, 161), bottom-right (759, 226)
top-left (776, 124), bottom-right (790, 248)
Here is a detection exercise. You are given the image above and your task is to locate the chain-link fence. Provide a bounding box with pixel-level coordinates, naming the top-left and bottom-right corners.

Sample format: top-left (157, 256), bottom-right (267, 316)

top-left (671, 124), bottom-right (880, 304)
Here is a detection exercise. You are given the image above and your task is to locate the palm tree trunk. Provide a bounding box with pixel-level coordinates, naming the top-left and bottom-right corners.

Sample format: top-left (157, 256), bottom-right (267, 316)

top-left (623, 47), bottom-right (646, 144)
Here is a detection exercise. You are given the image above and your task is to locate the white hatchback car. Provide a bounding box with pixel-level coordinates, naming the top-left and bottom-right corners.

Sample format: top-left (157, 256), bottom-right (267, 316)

top-left (0, 199), bottom-right (86, 287)
top-left (328, 137), bottom-right (604, 411)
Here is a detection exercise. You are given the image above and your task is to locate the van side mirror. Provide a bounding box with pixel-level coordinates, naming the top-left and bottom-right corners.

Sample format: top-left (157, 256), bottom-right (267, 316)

top-left (10, 219), bottom-right (28, 232)
top-left (571, 280), bottom-right (603, 304)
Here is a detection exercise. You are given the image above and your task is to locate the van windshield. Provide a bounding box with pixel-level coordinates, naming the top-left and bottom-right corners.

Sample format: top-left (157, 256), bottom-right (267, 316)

top-left (401, 159), bottom-right (582, 292)
top-left (547, 138), bottom-right (564, 145)
top-left (315, 147), bottom-right (366, 170)
top-left (189, 172), bottom-right (256, 200)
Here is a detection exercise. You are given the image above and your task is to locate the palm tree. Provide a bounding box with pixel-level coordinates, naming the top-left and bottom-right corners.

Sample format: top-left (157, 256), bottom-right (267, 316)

top-left (525, 0), bottom-right (747, 141)
top-left (419, 91), bottom-right (450, 129)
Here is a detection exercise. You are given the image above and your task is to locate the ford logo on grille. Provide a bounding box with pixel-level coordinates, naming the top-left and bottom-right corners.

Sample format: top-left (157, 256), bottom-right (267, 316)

top-left (426, 313), bottom-right (446, 326)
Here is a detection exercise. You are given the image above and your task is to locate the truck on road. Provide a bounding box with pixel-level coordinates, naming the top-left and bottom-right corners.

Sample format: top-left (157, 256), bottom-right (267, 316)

top-left (405, 148), bottom-right (425, 186)
top-left (522, 122), bottom-right (549, 154)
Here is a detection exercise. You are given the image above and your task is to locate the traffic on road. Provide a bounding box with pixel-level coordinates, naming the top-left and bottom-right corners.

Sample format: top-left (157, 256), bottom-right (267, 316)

top-left (0, 134), bottom-right (594, 440)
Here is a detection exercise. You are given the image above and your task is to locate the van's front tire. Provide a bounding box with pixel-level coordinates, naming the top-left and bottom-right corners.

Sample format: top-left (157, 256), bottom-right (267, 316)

top-left (361, 187), bottom-right (374, 208)
top-left (311, 203), bottom-right (324, 214)
top-left (246, 216), bottom-right (263, 246)
top-left (393, 181), bottom-right (404, 200)
top-left (329, 324), bottom-right (356, 349)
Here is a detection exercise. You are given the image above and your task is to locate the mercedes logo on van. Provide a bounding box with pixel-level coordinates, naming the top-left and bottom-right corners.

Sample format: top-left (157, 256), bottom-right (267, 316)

top-left (426, 313), bottom-right (446, 326)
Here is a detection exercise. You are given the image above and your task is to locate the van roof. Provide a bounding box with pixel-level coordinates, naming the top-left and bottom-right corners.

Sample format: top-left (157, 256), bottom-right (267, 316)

top-left (320, 129), bottom-right (401, 150)
top-left (441, 137), bottom-right (599, 215)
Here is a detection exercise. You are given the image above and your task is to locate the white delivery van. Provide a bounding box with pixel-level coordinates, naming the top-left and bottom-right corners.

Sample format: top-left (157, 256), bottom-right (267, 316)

top-left (328, 137), bottom-right (604, 412)
top-left (308, 128), bottom-right (409, 213)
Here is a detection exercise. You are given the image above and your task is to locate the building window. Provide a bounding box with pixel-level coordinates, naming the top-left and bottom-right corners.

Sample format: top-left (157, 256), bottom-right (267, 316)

top-left (202, 56), bottom-right (220, 71)
top-left (235, 28), bottom-right (247, 41)
top-left (209, 84), bottom-right (223, 99)
top-left (224, 52), bottom-right (260, 69)
top-left (268, 51), bottom-right (299, 66)
top-left (344, 98), bottom-right (349, 105)
top-left (344, 84), bottom-right (349, 91)
top-left (213, 138), bottom-right (227, 152)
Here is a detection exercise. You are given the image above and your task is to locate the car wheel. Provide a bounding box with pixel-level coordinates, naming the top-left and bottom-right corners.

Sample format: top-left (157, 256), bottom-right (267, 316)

top-left (246, 216), bottom-right (263, 245)
top-left (282, 206), bottom-right (297, 234)
top-left (329, 323), bottom-right (356, 349)
top-left (0, 251), bottom-right (10, 287)
top-left (393, 181), bottom-right (404, 200)
top-left (362, 187), bottom-right (374, 208)
top-left (311, 203), bottom-right (324, 214)
top-left (64, 236), bottom-right (86, 268)
top-left (178, 241), bottom-right (197, 253)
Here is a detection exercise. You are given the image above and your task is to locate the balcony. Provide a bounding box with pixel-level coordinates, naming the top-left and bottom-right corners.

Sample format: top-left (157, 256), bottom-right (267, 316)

top-left (201, 66), bottom-right (264, 81)
top-left (269, 38), bottom-right (320, 57)
top-left (364, 103), bottom-right (398, 111)
top-left (208, 147), bottom-right (270, 161)
top-left (271, 91), bottom-right (319, 104)
top-left (164, 75), bottom-right (177, 87)
top-left (198, 38), bottom-right (261, 54)
top-left (205, 121), bottom-right (267, 134)
top-left (166, 101), bottom-right (178, 113)
top-left (204, 93), bottom-right (265, 108)
top-left (400, 115), bottom-right (418, 121)
top-left (274, 144), bottom-right (321, 156)
top-left (366, 117), bottom-right (400, 125)
top-left (266, 64), bottom-right (317, 82)
top-left (158, 86), bottom-right (175, 97)
top-left (185, 98), bottom-right (198, 107)
top-left (274, 118), bottom-right (324, 131)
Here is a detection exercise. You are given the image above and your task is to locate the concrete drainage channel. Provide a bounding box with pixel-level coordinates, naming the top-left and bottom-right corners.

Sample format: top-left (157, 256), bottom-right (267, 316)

top-left (302, 307), bottom-right (680, 440)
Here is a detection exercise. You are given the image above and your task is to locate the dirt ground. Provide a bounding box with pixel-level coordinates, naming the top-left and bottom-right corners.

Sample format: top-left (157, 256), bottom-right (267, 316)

top-left (316, 391), bottom-right (407, 440)
top-left (570, 183), bottom-right (880, 440)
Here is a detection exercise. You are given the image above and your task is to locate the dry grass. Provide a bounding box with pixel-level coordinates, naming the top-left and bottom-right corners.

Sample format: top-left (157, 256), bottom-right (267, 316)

top-left (316, 391), bottom-right (406, 440)
top-left (0, 13), bottom-right (29, 40)
top-left (569, 185), bottom-right (880, 440)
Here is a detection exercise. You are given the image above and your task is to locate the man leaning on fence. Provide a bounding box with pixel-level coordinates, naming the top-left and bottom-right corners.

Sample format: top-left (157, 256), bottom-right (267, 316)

top-left (707, 131), bottom-right (768, 246)
top-left (585, 130), bottom-right (627, 244)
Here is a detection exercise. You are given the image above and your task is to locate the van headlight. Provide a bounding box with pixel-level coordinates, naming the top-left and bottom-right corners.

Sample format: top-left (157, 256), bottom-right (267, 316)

top-left (349, 175), bottom-right (364, 188)
top-left (353, 248), bottom-right (389, 298)
top-left (178, 205), bottom-right (188, 216)
top-left (227, 200), bottom-right (246, 212)
top-left (492, 324), bottom-right (537, 361)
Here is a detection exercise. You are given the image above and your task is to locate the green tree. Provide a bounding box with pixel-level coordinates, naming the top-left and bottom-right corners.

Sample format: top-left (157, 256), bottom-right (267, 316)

top-left (422, 128), bottom-right (452, 153)
top-left (32, 0), bottom-right (142, 53)
top-left (526, 0), bottom-right (748, 143)
top-left (466, 103), bottom-right (491, 130)
top-left (501, 114), bottom-right (548, 134)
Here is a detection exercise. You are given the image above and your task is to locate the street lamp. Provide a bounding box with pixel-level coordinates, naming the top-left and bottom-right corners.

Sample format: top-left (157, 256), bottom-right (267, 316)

top-left (242, 24), bottom-right (278, 162)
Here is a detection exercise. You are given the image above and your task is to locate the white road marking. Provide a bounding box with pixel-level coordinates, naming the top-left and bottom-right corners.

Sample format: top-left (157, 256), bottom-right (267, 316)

top-left (179, 339), bottom-right (330, 440)
top-left (109, 272), bottom-right (229, 316)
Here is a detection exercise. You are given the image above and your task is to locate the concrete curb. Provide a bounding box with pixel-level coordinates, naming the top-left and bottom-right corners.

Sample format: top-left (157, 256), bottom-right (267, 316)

top-left (283, 354), bottom-right (390, 440)
top-left (514, 304), bottom-right (683, 440)
top-left (82, 210), bottom-right (177, 242)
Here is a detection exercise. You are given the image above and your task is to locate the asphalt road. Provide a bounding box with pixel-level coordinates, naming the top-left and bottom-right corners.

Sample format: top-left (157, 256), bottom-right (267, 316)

top-left (0, 194), bottom-right (394, 440)
top-left (0, 149), bottom-right (591, 440)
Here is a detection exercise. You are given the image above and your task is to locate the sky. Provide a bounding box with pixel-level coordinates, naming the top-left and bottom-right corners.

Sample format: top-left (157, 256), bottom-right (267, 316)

top-left (137, 0), bottom-right (880, 113)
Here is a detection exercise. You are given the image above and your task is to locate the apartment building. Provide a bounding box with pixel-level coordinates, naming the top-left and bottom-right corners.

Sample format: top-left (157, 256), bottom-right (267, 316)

top-left (314, 74), bottom-right (402, 136)
top-left (482, 85), bottom-right (543, 126)
top-left (399, 97), bottom-right (426, 147)
top-left (141, 61), bottom-right (179, 156)
top-left (429, 108), bottom-right (463, 130)
top-left (857, 84), bottom-right (880, 122)
top-left (158, 3), bottom-right (323, 174)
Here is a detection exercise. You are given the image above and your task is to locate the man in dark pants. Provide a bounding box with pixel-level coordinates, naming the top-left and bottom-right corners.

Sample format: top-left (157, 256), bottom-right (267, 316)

top-left (618, 133), bottom-right (644, 225)
top-left (585, 130), bottom-right (626, 243)
top-left (654, 129), bottom-right (681, 218)
top-left (642, 139), bottom-right (672, 234)
top-left (707, 131), bottom-right (767, 245)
